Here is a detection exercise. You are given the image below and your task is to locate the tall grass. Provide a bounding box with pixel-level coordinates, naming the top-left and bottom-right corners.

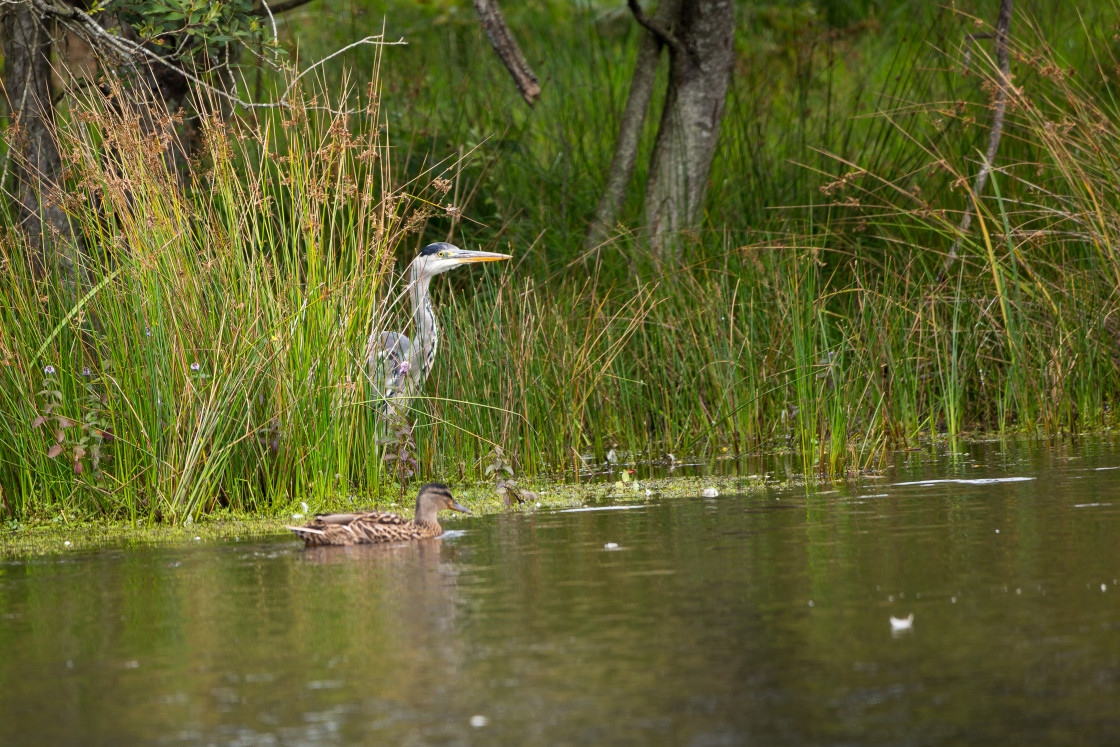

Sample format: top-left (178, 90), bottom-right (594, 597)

top-left (0, 68), bottom-right (662, 521)
top-left (5, 4), bottom-right (1120, 523)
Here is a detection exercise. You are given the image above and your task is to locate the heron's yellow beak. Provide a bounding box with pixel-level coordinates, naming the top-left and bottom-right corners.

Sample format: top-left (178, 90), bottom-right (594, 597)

top-left (453, 250), bottom-right (511, 264)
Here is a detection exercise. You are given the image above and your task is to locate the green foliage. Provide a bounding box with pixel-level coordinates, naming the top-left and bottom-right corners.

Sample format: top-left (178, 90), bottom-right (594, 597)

top-left (94, 0), bottom-right (282, 63)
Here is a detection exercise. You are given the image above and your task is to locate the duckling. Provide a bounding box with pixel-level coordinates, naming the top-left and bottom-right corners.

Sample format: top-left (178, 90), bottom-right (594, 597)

top-left (287, 482), bottom-right (470, 547)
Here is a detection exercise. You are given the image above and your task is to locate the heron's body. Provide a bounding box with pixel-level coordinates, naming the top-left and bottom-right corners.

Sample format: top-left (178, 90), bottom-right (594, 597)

top-left (367, 243), bottom-right (510, 413)
top-left (287, 483), bottom-right (470, 547)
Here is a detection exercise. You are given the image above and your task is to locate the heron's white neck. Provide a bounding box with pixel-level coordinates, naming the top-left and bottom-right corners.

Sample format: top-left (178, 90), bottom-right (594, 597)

top-left (408, 262), bottom-right (438, 383)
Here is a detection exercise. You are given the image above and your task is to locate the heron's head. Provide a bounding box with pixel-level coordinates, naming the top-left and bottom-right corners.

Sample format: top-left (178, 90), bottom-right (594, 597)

top-left (414, 482), bottom-right (472, 523)
top-left (412, 242), bottom-right (511, 281)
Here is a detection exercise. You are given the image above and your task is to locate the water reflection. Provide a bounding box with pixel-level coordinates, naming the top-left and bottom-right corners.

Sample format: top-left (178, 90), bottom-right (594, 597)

top-left (1, 439), bottom-right (1119, 744)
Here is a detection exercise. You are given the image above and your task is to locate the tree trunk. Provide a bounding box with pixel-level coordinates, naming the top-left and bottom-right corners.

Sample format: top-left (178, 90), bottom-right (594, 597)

top-left (644, 0), bottom-right (734, 259)
top-left (1, 4), bottom-right (76, 275)
top-left (585, 0), bottom-right (682, 250)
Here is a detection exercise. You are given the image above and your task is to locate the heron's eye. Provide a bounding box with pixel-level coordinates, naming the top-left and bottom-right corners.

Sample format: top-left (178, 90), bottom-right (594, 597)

top-left (437, 250), bottom-right (448, 258)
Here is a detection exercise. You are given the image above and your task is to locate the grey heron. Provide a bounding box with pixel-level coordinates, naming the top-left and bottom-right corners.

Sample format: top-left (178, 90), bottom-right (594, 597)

top-left (367, 242), bottom-right (510, 413)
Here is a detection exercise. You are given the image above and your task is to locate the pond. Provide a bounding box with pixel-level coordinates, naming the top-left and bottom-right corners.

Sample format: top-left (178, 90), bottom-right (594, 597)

top-left (2, 440), bottom-right (1119, 745)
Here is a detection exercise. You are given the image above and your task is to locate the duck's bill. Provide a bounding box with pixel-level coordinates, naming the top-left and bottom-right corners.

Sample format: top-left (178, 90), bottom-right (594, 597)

top-left (450, 500), bottom-right (472, 514)
top-left (451, 249), bottom-right (511, 263)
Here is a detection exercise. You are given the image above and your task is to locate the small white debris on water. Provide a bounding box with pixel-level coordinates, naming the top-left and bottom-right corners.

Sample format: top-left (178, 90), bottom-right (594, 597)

top-left (470, 715), bottom-right (488, 728)
top-left (951, 596), bottom-right (957, 603)
top-left (606, 449), bottom-right (619, 464)
top-left (994, 529), bottom-right (1000, 534)
top-left (890, 614), bottom-right (914, 631)
top-left (702, 487), bottom-right (719, 498)
top-left (604, 542), bottom-right (620, 550)
top-left (63, 541), bottom-right (70, 547)
top-left (535, 502), bottom-right (542, 508)
top-left (1102, 584), bottom-right (1108, 592)
top-left (808, 600), bottom-right (814, 607)
top-left (1016, 588), bottom-right (1021, 595)
top-left (194, 536), bottom-right (201, 541)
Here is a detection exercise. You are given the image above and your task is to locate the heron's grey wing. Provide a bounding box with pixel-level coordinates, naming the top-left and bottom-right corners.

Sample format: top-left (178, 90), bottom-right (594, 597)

top-left (380, 331), bottom-right (410, 369)
top-left (366, 331), bottom-right (412, 403)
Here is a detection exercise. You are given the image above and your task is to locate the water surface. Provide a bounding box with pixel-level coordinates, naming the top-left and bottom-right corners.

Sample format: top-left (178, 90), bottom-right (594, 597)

top-left (2, 440), bottom-right (1119, 744)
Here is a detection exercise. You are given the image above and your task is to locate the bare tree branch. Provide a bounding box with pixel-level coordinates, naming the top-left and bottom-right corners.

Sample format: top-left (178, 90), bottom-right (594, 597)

top-left (941, 0), bottom-right (1014, 280)
top-left (626, 0), bottom-right (687, 59)
top-left (257, 0), bottom-right (278, 43)
top-left (472, 0), bottom-right (540, 106)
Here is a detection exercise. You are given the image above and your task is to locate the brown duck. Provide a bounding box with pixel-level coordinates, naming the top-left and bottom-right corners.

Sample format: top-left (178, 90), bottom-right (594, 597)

top-left (287, 482), bottom-right (470, 547)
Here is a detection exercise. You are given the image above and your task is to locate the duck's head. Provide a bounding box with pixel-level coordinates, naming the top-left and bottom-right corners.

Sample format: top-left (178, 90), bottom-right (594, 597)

top-left (415, 482), bottom-right (471, 524)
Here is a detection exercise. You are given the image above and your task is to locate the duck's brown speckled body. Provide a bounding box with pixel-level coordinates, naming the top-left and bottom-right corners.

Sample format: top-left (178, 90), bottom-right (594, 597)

top-left (287, 483), bottom-right (470, 547)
